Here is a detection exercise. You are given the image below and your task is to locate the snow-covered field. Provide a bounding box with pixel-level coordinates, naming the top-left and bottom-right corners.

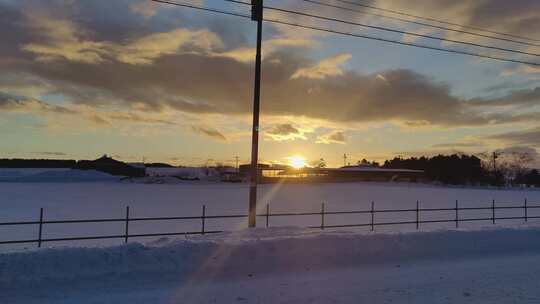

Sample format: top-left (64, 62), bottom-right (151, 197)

top-left (1, 177), bottom-right (540, 251)
top-left (3, 174), bottom-right (540, 303)
top-left (2, 227), bottom-right (540, 303)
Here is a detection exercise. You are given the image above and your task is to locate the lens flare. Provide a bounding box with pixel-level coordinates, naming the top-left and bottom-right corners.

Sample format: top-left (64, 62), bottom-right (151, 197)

top-left (288, 155), bottom-right (307, 169)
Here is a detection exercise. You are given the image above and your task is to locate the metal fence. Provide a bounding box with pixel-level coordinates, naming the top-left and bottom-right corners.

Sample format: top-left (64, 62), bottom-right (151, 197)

top-left (1, 199), bottom-right (539, 248)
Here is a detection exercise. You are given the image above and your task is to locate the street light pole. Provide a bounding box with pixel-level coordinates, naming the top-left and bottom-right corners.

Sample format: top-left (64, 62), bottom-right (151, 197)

top-left (248, 0), bottom-right (263, 228)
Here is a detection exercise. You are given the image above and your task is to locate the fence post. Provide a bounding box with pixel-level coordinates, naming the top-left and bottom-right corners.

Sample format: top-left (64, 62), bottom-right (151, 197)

top-left (416, 200), bottom-right (419, 230)
top-left (455, 200), bottom-right (459, 229)
top-left (492, 199), bottom-right (495, 224)
top-left (202, 205), bottom-right (206, 234)
top-left (321, 203), bottom-right (325, 230)
top-left (38, 208), bottom-right (44, 248)
top-left (124, 206), bottom-right (130, 244)
top-left (371, 201), bottom-right (375, 232)
top-left (266, 203), bottom-right (270, 228)
top-left (525, 198), bottom-right (528, 222)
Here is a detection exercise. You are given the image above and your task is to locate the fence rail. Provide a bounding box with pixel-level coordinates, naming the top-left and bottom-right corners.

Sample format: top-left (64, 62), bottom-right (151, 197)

top-left (1, 199), bottom-right (539, 247)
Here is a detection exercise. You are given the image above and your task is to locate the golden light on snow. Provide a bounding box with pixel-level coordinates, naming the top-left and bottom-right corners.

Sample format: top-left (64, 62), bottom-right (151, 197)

top-left (287, 155), bottom-right (307, 169)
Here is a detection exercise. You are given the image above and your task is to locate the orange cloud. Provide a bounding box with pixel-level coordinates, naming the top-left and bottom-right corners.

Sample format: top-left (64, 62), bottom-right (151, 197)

top-left (291, 53), bottom-right (352, 80)
top-left (316, 131), bottom-right (346, 144)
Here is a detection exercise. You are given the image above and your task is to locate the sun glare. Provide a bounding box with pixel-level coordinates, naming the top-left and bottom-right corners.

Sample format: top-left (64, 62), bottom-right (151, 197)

top-left (288, 155), bottom-right (307, 169)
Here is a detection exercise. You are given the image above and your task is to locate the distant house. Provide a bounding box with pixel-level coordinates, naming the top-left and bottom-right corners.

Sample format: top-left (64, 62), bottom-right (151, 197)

top-left (74, 155), bottom-right (146, 177)
top-left (219, 167), bottom-right (242, 183)
top-left (239, 163), bottom-right (273, 177)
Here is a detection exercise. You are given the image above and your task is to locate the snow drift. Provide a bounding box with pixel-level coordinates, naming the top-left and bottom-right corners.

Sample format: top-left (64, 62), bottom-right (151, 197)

top-left (0, 169), bottom-right (119, 182)
top-left (3, 227), bottom-right (540, 285)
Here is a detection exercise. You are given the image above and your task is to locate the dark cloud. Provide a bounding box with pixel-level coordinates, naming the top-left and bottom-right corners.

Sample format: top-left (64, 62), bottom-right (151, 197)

top-left (0, 3), bottom-right (33, 61)
top-left (89, 114), bottom-right (111, 126)
top-left (106, 113), bottom-right (177, 125)
top-left (386, 0), bottom-right (540, 38)
top-left (0, 92), bottom-right (27, 109)
top-left (329, 132), bottom-right (346, 142)
top-left (191, 126), bottom-right (227, 141)
top-left (465, 0), bottom-right (540, 34)
top-left (265, 123), bottom-right (308, 141)
top-left (495, 146), bottom-right (539, 158)
top-left (488, 127), bottom-right (540, 147)
top-left (432, 142), bottom-right (484, 148)
top-left (317, 131), bottom-right (346, 144)
top-left (1, 0), bottom-right (540, 129)
top-left (0, 91), bottom-right (177, 126)
top-left (482, 80), bottom-right (540, 94)
top-left (470, 87), bottom-right (540, 107)
top-left (11, 50), bottom-right (528, 127)
top-left (0, 91), bottom-right (75, 114)
top-left (267, 124), bottom-right (301, 136)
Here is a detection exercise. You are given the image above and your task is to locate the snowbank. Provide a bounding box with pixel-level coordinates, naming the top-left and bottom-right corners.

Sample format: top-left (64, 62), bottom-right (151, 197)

top-left (0, 168), bottom-right (70, 179)
top-left (3, 227), bottom-right (540, 285)
top-left (0, 169), bottom-right (119, 183)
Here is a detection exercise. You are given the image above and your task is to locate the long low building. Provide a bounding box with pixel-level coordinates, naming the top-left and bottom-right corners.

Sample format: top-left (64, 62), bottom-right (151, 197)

top-left (240, 164), bottom-right (426, 183)
top-left (323, 166), bottom-right (426, 182)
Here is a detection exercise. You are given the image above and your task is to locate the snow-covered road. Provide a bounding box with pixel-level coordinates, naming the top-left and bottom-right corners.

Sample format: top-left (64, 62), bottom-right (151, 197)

top-left (170, 254), bottom-right (540, 304)
top-left (6, 254), bottom-right (540, 303)
top-left (3, 227), bottom-right (540, 303)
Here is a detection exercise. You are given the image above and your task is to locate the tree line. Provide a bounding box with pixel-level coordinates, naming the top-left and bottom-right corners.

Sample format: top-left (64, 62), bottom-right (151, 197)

top-left (3, 153), bottom-right (539, 187)
top-left (381, 152), bottom-right (540, 187)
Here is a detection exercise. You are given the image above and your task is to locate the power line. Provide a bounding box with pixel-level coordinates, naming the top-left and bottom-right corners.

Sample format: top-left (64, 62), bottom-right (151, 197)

top-left (264, 18), bottom-right (540, 66)
top-left (148, 0), bottom-right (540, 66)
top-left (221, 0), bottom-right (250, 5)
top-left (300, 0), bottom-right (540, 48)
top-left (261, 5), bottom-right (540, 58)
top-left (224, 0), bottom-right (540, 55)
top-left (332, 0), bottom-right (540, 43)
top-left (226, 0), bottom-right (540, 47)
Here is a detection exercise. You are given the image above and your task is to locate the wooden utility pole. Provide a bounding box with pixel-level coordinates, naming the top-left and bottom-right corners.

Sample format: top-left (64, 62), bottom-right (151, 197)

top-left (248, 0), bottom-right (263, 228)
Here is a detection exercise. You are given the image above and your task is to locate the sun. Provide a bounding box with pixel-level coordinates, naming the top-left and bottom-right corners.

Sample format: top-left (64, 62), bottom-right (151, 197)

top-left (288, 155), bottom-right (307, 169)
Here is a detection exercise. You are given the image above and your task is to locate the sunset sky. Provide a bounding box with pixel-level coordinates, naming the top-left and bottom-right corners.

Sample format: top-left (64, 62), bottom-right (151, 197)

top-left (1, 0), bottom-right (540, 167)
